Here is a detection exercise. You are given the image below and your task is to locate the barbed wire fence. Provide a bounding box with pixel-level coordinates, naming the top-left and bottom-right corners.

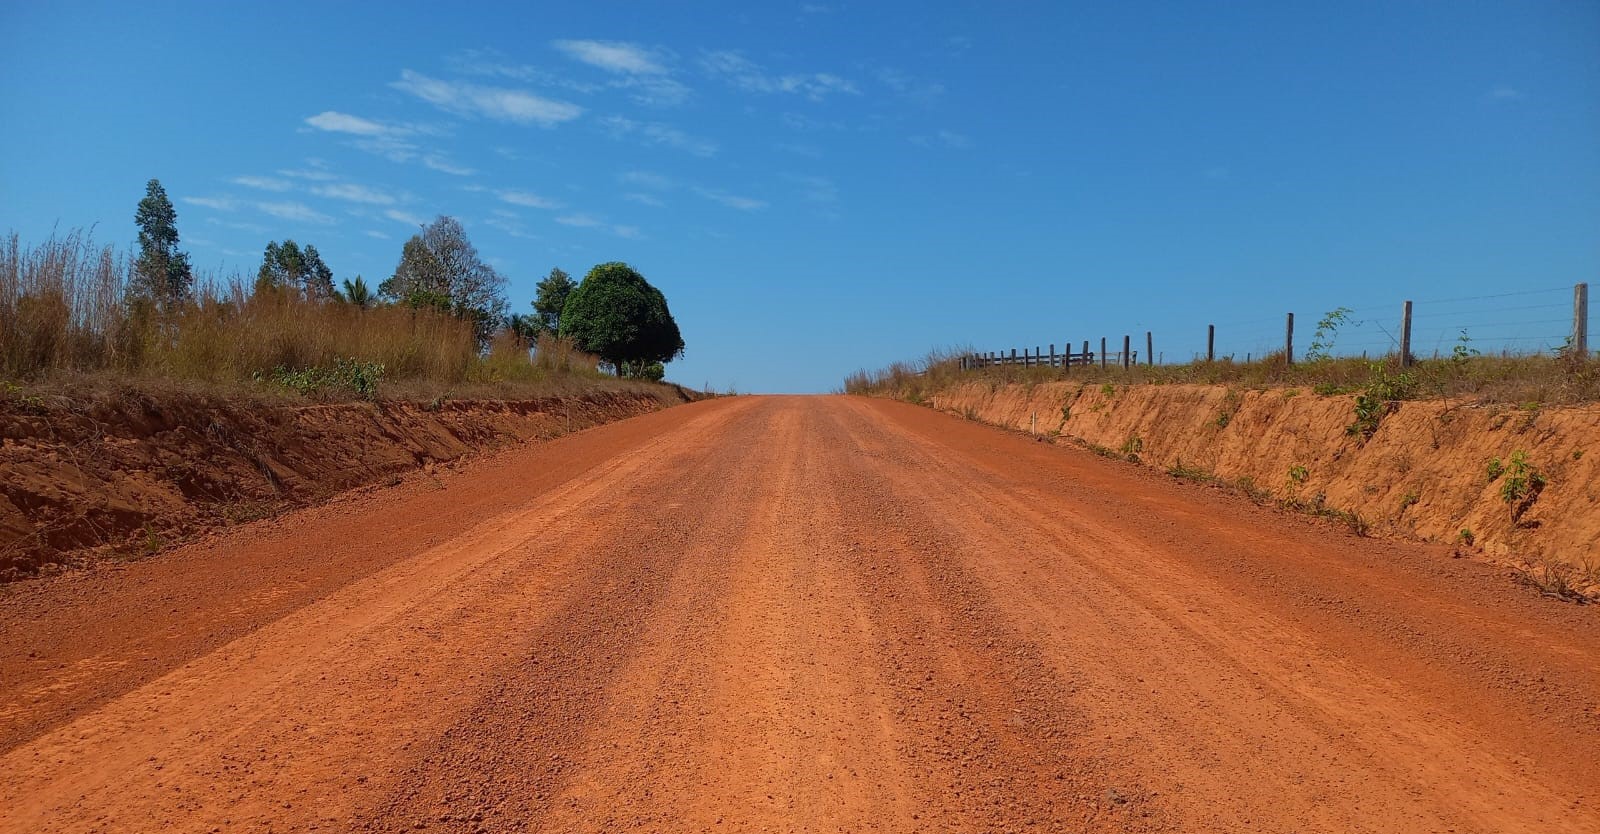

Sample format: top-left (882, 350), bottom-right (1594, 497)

top-left (964, 283), bottom-right (1591, 370)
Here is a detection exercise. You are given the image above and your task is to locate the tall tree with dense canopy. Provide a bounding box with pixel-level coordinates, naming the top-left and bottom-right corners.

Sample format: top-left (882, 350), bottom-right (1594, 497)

top-left (531, 267), bottom-right (575, 335)
top-left (257, 240), bottom-right (335, 300)
top-left (130, 179), bottom-right (192, 308)
top-left (560, 262), bottom-right (684, 376)
top-left (379, 216), bottom-right (506, 343)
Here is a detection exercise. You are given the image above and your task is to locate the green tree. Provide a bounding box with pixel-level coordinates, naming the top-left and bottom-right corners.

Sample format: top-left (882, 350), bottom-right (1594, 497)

top-left (560, 262), bottom-right (684, 375)
top-left (339, 276), bottom-right (374, 308)
top-left (130, 179), bottom-right (192, 307)
top-left (532, 267), bottom-right (575, 335)
top-left (257, 240), bottom-right (336, 300)
top-left (379, 216), bottom-right (506, 342)
top-left (506, 313), bottom-right (541, 342)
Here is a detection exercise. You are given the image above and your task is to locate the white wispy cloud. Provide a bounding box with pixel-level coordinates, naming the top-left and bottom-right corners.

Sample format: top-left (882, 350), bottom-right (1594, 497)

top-left (1487, 84), bottom-right (1524, 101)
top-left (355, 136), bottom-right (423, 163)
top-left (600, 115), bottom-right (717, 156)
top-left (875, 67), bottom-right (945, 105)
top-left (693, 187), bottom-right (767, 211)
top-left (484, 213), bottom-right (537, 239)
top-left (422, 155), bottom-right (475, 176)
top-left (624, 192), bottom-right (665, 207)
top-left (311, 183), bottom-right (399, 205)
top-left (230, 175), bottom-right (293, 192)
top-left (556, 213), bottom-right (603, 228)
top-left (912, 129), bottom-right (972, 149)
top-left (364, 230), bottom-right (391, 240)
top-left (257, 201), bottom-right (335, 225)
top-left (551, 40), bottom-right (689, 105)
top-left (497, 189), bottom-right (562, 209)
top-left (447, 48), bottom-right (547, 83)
top-left (392, 69), bottom-right (583, 125)
top-left (554, 39), bottom-right (668, 75)
top-left (700, 50), bottom-right (859, 101)
top-left (278, 166), bottom-right (339, 182)
top-left (385, 209), bottom-right (428, 227)
top-left (304, 111), bottom-right (415, 138)
top-left (619, 170), bottom-right (675, 190)
top-left (775, 141), bottom-right (822, 158)
top-left (182, 196), bottom-right (240, 211)
top-left (555, 212), bottom-right (640, 238)
top-left (205, 217), bottom-right (269, 234)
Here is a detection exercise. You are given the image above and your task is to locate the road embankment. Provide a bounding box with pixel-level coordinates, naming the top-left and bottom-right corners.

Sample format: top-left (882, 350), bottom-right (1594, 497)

top-left (0, 385), bottom-right (693, 580)
top-left (917, 380), bottom-right (1599, 593)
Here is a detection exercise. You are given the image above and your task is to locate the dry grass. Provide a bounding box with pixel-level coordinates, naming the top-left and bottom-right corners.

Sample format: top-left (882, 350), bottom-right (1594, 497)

top-left (2, 230), bottom-right (643, 403)
top-left (845, 345), bottom-right (1600, 407)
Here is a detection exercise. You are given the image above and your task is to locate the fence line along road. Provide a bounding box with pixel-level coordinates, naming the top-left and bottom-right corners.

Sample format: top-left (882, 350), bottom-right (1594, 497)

top-left (961, 282), bottom-right (1592, 372)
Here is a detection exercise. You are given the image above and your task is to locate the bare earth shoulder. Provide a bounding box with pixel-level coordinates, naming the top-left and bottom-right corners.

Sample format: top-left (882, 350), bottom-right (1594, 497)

top-left (1, 396), bottom-right (1595, 833)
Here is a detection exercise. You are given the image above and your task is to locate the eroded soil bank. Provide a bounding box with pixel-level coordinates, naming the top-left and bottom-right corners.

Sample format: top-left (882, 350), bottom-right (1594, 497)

top-left (919, 380), bottom-right (1599, 593)
top-left (0, 386), bottom-right (692, 580)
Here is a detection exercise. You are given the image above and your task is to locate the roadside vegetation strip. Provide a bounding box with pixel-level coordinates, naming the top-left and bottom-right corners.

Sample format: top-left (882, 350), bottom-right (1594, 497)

top-left (3, 181), bottom-right (688, 400)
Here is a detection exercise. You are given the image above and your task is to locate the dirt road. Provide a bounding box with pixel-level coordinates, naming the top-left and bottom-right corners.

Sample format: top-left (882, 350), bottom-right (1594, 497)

top-left (2, 396), bottom-right (1597, 833)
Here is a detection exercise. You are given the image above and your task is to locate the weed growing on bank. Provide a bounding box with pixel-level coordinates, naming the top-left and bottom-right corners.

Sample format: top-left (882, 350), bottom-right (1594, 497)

top-left (845, 343), bottom-right (1600, 409)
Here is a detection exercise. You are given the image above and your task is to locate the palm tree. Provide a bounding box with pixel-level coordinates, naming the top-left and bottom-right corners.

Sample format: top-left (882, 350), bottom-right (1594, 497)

top-left (340, 275), bottom-right (374, 309)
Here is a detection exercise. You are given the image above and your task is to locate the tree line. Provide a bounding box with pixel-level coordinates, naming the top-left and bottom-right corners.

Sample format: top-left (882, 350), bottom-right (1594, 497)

top-left (130, 179), bottom-right (684, 379)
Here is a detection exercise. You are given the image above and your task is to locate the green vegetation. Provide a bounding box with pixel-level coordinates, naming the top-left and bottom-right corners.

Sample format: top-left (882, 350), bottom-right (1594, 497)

top-left (532, 267), bottom-right (576, 335)
top-left (1498, 450), bottom-right (1545, 520)
top-left (129, 179), bottom-right (192, 309)
top-left (378, 216), bottom-right (508, 345)
top-left (2, 180), bottom-right (690, 401)
top-left (559, 262), bottom-right (685, 378)
top-left (1304, 307), bottom-right (1354, 362)
top-left (255, 358), bottom-right (386, 400)
top-left (844, 344), bottom-right (1600, 408)
top-left (1346, 362), bottom-right (1418, 441)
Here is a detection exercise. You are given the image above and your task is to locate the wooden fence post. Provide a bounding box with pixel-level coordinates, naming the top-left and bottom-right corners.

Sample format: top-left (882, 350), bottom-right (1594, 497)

top-left (1083, 340), bottom-right (1090, 367)
top-left (1575, 283), bottom-right (1590, 357)
top-left (1146, 331), bottom-right (1153, 366)
top-left (1049, 343), bottom-right (1056, 368)
top-left (1207, 325), bottom-right (1215, 362)
top-left (1100, 337), bottom-right (1107, 368)
top-left (1400, 300), bottom-right (1414, 368)
top-left (1010, 348), bottom-right (1017, 366)
top-left (1123, 335), bottom-right (1131, 370)
top-left (1285, 313), bottom-right (1295, 365)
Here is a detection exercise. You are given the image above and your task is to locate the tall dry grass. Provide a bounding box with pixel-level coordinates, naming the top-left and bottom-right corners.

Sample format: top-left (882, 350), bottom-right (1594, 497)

top-left (846, 345), bottom-right (1600, 406)
top-left (1, 230), bottom-right (621, 400)
top-left (1, 230), bottom-right (130, 376)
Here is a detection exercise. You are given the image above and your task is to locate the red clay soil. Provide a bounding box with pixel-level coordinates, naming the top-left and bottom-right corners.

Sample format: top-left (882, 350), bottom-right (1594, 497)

top-left (0, 387), bottom-right (684, 580)
top-left (1, 396), bottom-right (1596, 833)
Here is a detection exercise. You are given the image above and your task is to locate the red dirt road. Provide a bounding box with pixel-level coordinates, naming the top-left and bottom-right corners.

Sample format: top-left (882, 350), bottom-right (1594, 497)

top-left (2, 396), bottom-right (1597, 833)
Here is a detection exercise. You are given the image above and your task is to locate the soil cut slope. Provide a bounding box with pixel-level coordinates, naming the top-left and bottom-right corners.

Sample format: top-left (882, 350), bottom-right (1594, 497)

top-left (1, 396), bottom-right (1596, 833)
top-left (926, 380), bottom-right (1600, 588)
top-left (0, 386), bottom-right (689, 580)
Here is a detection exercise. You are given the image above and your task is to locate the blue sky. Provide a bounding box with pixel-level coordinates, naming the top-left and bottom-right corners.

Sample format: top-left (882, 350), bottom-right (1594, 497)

top-left (2, 1), bottom-right (1597, 392)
